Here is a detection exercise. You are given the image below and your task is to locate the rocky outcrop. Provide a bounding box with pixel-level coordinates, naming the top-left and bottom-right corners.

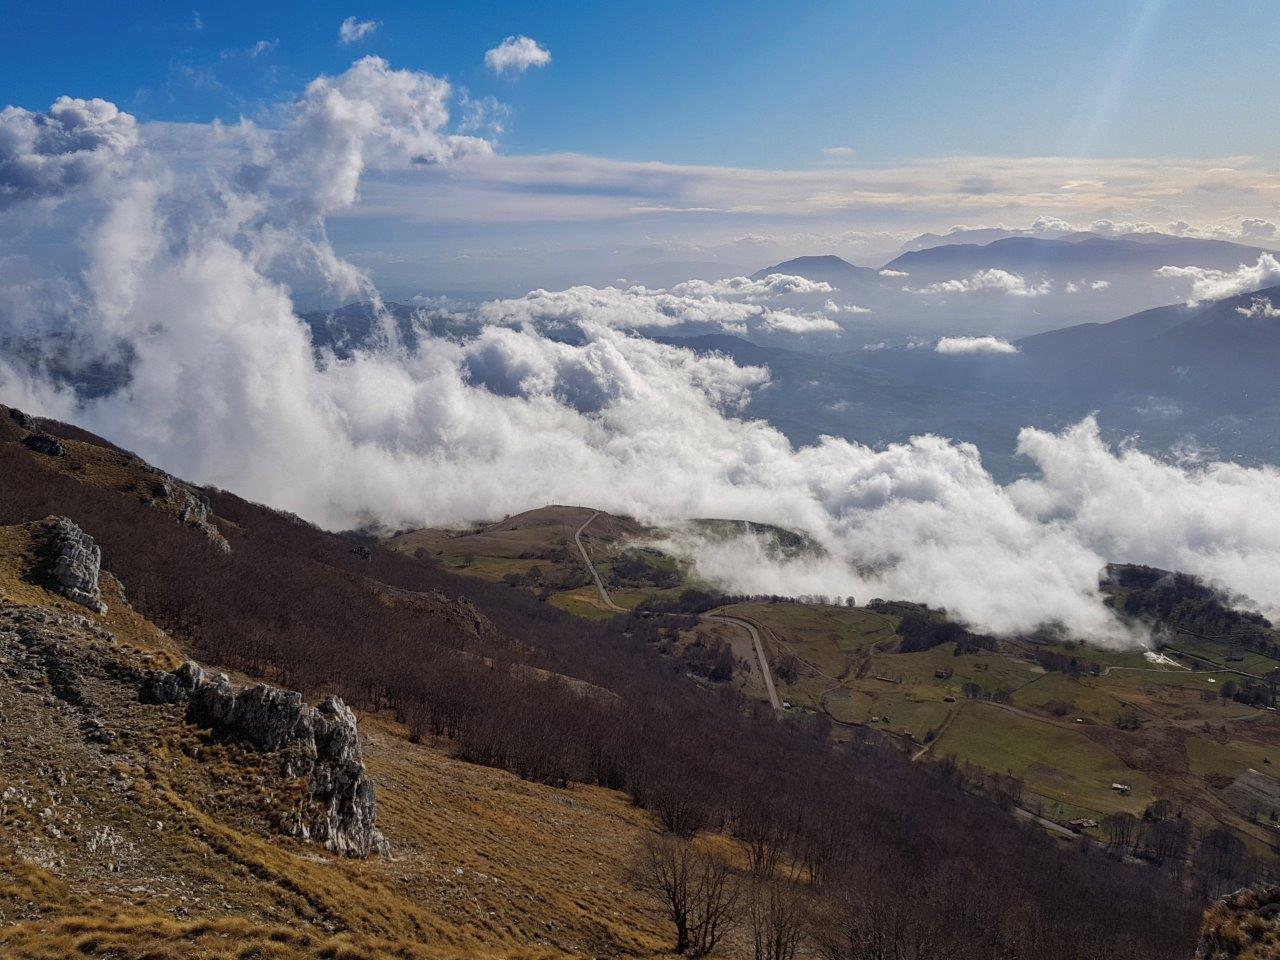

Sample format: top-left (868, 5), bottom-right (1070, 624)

top-left (8, 406), bottom-right (35, 430)
top-left (147, 476), bottom-right (231, 554)
top-left (1195, 885), bottom-right (1280, 958)
top-left (141, 662), bottom-right (385, 857)
top-left (42, 517), bottom-right (107, 614)
top-left (23, 432), bottom-right (64, 456)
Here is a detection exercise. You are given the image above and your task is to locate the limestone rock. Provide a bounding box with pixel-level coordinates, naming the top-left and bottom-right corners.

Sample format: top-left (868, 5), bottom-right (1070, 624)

top-left (140, 661), bottom-right (386, 857)
top-left (43, 517), bottom-right (107, 614)
top-left (23, 432), bottom-right (64, 456)
top-left (146, 476), bottom-right (231, 554)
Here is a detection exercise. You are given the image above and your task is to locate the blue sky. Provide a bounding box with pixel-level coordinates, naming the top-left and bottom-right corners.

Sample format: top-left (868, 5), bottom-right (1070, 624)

top-left (4, 1), bottom-right (1280, 293)
top-left (7, 0), bottom-right (1280, 166)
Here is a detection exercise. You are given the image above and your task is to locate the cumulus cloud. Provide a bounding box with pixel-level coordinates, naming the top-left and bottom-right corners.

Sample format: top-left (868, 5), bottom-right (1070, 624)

top-left (0, 97), bottom-right (139, 205)
top-left (934, 336), bottom-right (1020, 355)
top-left (478, 277), bottom-right (842, 337)
top-left (1240, 218), bottom-right (1277, 241)
top-left (669, 273), bottom-right (832, 299)
top-left (879, 268), bottom-right (908, 277)
top-left (1156, 253), bottom-right (1280, 302)
top-left (3, 63), bottom-right (1280, 649)
top-left (484, 36), bottom-right (551, 75)
top-left (912, 269), bottom-right (1051, 297)
top-left (338, 16), bottom-right (379, 44)
top-left (1236, 296), bottom-right (1280, 320)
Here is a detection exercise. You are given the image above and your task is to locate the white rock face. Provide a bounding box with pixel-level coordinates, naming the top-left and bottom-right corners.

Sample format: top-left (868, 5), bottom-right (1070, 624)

top-left (45, 516), bottom-right (107, 614)
top-left (141, 661), bottom-right (387, 857)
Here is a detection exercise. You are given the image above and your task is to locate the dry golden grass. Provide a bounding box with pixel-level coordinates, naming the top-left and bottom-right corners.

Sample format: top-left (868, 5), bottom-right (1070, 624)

top-left (0, 516), bottom-right (676, 959)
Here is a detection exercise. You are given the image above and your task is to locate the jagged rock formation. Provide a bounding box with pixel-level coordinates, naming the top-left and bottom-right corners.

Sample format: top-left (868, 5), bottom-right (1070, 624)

top-left (146, 475), bottom-right (231, 554)
top-left (1195, 886), bottom-right (1280, 958)
top-left (22, 432), bottom-right (64, 456)
top-left (42, 516), bottom-right (107, 614)
top-left (141, 662), bottom-right (386, 857)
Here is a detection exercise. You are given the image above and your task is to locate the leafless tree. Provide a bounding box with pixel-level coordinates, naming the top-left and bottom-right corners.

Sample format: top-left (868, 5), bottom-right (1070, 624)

top-left (1102, 811), bottom-right (1138, 853)
top-left (635, 835), bottom-right (740, 956)
top-left (748, 879), bottom-right (809, 960)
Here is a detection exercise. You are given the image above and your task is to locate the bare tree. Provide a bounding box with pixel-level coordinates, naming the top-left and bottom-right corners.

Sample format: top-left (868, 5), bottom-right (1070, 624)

top-left (1102, 811), bottom-right (1137, 853)
top-left (635, 835), bottom-right (741, 956)
top-left (748, 879), bottom-right (808, 960)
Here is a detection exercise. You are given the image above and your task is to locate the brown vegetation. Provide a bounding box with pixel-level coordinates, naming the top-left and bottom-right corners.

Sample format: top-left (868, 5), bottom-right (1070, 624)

top-left (0, 405), bottom-right (1206, 958)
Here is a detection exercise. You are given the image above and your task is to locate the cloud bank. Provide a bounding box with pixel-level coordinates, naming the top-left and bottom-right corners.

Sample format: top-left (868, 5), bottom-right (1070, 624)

top-left (2, 62), bottom-right (1280, 648)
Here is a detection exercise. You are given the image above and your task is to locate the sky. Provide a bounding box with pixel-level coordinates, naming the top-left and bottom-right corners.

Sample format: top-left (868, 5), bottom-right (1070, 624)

top-left (5, 0), bottom-right (1280, 294)
top-left (3, 3), bottom-right (1280, 641)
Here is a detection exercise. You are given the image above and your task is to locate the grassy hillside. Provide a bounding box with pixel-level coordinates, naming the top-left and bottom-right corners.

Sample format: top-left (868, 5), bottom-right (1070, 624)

top-left (0, 519), bottom-right (671, 959)
top-left (0, 405), bottom-right (1211, 957)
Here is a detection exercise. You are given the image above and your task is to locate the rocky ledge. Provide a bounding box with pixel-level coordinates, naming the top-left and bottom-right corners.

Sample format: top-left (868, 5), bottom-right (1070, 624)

top-left (141, 662), bottom-right (386, 858)
top-left (42, 516), bottom-right (107, 615)
top-left (145, 475), bottom-right (231, 554)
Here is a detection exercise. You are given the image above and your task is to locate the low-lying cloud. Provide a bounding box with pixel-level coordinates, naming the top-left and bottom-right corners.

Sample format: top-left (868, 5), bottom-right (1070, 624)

top-left (934, 336), bottom-right (1020, 355)
top-left (1236, 296), bottom-right (1280, 320)
top-left (1156, 253), bottom-right (1280, 303)
top-left (911, 269), bottom-right (1051, 297)
top-left (3, 61), bottom-right (1280, 648)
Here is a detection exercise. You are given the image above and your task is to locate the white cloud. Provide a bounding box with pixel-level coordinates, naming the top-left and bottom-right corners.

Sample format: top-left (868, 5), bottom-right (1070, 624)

top-left (0, 97), bottom-right (139, 206)
top-left (338, 16), bottom-right (379, 44)
top-left (669, 273), bottom-right (832, 299)
top-left (1156, 253), bottom-right (1280, 302)
top-left (1236, 296), bottom-right (1280, 320)
top-left (823, 299), bottom-right (870, 314)
top-left (934, 336), bottom-right (1020, 355)
top-left (477, 279), bottom-right (841, 337)
top-left (823, 146), bottom-right (855, 158)
top-left (912, 269), bottom-right (1051, 297)
top-left (4, 63), bottom-right (1280, 649)
top-left (878, 268), bottom-right (909, 277)
top-left (484, 36), bottom-right (551, 75)
top-left (757, 310), bottom-right (841, 334)
top-left (1240, 218), bottom-right (1277, 241)
top-left (1064, 279), bottom-right (1110, 293)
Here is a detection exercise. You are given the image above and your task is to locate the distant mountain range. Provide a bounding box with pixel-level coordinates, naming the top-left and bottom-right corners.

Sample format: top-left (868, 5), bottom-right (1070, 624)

top-left (746, 233), bottom-right (1276, 338)
top-left (881, 234), bottom-right (1271, 282)
top-left (658, 283), bottom-right (1280, 479)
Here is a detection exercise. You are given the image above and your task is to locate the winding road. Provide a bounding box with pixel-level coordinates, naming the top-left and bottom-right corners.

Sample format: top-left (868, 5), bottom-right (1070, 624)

top-left (574, 512), bottom-right (627, 614)
top-left (574, 511), bottom-right (784, 714)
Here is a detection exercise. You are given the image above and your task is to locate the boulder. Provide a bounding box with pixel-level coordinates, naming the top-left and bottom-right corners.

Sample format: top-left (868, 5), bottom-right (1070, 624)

top-left (140, 661), bottom-right (386, 857)
top-left (23, 432), bottom-right (64, 456)
top-left (43, 517), bottom-right (107, 614)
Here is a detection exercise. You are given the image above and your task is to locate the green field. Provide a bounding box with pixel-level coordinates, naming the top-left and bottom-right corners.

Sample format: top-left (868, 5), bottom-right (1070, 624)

top-left (934, 702), bottom-right (1154, 816)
